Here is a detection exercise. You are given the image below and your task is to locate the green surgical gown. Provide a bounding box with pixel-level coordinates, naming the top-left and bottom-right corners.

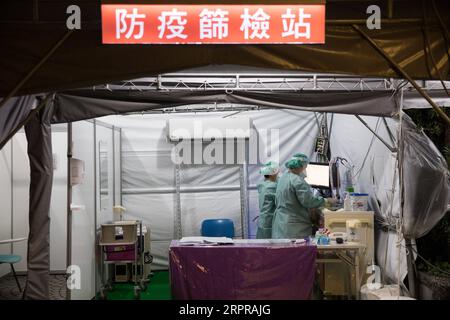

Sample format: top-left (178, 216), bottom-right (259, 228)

top-left (272, 172), bottom-right (325, 239)
top-left (256, 180), bottom-right (277, 239)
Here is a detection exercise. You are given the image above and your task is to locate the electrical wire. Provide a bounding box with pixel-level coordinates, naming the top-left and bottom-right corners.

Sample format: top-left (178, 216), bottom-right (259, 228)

top-left (352, 118), bottom-right (381, 180)
top-left (422, 0), bottom-right (450, 97)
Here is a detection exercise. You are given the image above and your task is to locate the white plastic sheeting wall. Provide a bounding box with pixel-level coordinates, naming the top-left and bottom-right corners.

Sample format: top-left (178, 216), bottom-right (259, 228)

top-left (0, 142), bottom-right (12, 278)
top-left (69, 120), bottom-right (120, 300)
top-left (101, 109), bottom-right (409, 284)
top-left (328, 114), bottom-right (409, 283)
top-left (12, 133), bottom-right (29, 272)
top-left (246, 109), bottom-right (319, 238)
top-left (50, 127), bottom-right (68, 272)
top-left (0, 126), bottom-right (68, 275)
top-left (70, 121), bottom-right (96, 300)
top-left (101, 109), bottom-right (320, 268)
top-left (101, 114), bottom-right (248, 269)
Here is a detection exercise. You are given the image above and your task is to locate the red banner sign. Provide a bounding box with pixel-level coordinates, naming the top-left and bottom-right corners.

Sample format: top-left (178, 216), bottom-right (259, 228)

top-left (101, 4), bottom-right (325, 44)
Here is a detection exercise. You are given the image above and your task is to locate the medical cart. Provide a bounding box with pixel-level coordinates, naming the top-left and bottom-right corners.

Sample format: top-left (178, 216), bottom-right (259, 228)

top-left (98, 220), bottom-right (150, 299)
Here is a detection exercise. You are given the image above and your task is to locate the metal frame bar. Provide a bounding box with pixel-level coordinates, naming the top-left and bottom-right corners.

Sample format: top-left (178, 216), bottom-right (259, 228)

top-left (174, 164), bottom-right (182, 239)
top-left (93, 119), bottom-right (98, 296)
top-left (10, 139), bottom-right (14, 255)
top-left (119, 128), bottom-right (123, 206)
top-left (317, 247), bottom-right (361, 299)
top-left (239, 160), bottom-right (250, 239)
top-left (382, 117), bottom-right (396, 146)
top-left (122, 185), bottom-right (243, 195)
top-left (92, 73), bottom-right (450, 94)
top-left (66, 122), bottom-right (72, 300)
top-left (352, 24), bottom-right (450, 125)
top-left (112, 126), bottom-right (115, 206)
top-left (10, 263), bottom-right (22, 292)
top-left (85, 118), bottom-right (115, 130)
top-left (354, 115), bottom-right (397, 152)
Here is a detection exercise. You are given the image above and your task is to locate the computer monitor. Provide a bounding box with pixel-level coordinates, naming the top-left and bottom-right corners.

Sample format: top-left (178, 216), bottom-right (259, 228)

top-left (304, 162), bottom-right (330, 188)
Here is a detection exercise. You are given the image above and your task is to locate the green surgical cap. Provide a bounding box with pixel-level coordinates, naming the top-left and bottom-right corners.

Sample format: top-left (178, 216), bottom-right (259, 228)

top-left (259, 161), bottom-right (280, 176)
top-left (293, 153), bottom-right (309, 161)
top-left (285, 153), bottom-right (309, 169)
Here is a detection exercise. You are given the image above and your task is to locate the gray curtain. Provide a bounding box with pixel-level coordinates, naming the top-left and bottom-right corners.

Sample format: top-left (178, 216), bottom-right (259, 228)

top-left (51, 90), bottom-right (398, 123)
top-left (0, 95), bottom-right (36, 149)
top-left (23, 108), bottom-right (53, 300)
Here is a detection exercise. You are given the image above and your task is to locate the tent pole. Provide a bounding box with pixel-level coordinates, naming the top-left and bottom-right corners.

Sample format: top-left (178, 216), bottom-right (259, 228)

top-left (0, 30), bottom-right (73, 111)
top-left (354, 115), bottom-right (397, 152)
top-left (397, 88), bottom-right (418, 298)
top-left (66, 122), bottom-right (72, 301)
top-left (397, 89), bottom-right (406, 295)
top-left (382, 117), bottom-right (396, 146)
top-left (0, 94), bottom-right (52, 149)
top-left (174, 164), bottom-right (182, 239)
top-left (352, 25), bottom-right (450, 126)
top-left (405, 238), bottom-right (418, 298)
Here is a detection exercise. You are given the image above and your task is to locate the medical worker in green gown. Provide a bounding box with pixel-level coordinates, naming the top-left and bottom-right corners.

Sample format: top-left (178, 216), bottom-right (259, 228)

top-left (256, 161), bottom-right (280, 239)
top-left (272, 153), bottom-right (329, 239)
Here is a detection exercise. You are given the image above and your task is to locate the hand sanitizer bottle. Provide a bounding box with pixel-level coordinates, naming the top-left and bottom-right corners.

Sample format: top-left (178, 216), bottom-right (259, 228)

top-left (344, 193), bottom-right (352, 211)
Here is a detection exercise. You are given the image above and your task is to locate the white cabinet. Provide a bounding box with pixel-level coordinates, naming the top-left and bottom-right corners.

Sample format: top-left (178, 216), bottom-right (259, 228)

top-left (322, 210), bottom-right (375, 296)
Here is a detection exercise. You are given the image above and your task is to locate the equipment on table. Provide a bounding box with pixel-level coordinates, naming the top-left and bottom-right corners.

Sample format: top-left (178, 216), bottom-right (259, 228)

top-left (329, 232), bottom-right (348, 242)
top-left (314, 228), bottom-right (331, 245)
top-left (329, 157), bottom-right (354, 202)
top-left (201, 219), bottom-right (235, 238)
top-left (349, 193), bottom-right (369, 211)
top-left (343, 193), bottom-right (352, 211)
top-left (304, 162), bottom-right (330, 189)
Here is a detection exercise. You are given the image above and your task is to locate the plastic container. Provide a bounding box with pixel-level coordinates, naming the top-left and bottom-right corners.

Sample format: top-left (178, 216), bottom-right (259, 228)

top-left (343, 193), bottom-right (352, 211)
top-left (100, 221), bottom-right (137, 245)
top-left (350, 193), bottom-right (369, 211)
top-left (360, 284), bottom-right (401, 300)
top-left (317, 235), bottom-right (330, 245)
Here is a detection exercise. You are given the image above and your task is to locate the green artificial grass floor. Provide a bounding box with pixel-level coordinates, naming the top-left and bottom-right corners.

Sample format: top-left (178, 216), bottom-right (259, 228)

top-left (105, 271), bottom-right (172, 300)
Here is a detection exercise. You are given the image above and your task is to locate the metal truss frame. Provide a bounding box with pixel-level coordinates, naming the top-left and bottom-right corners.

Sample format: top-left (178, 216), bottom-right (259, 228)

top-left (93, 73), bottom-right (449, 93)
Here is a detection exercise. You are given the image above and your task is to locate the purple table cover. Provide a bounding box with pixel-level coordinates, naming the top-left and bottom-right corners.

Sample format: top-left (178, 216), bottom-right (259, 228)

top-left (169, 240), bottom-right (317, 300)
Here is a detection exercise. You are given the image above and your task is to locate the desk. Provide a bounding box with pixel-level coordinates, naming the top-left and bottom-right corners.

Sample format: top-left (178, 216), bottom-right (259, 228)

top-left (169, 240), bottom-right (317, 300)
top-left (316, 243), bottom-right (362, 299)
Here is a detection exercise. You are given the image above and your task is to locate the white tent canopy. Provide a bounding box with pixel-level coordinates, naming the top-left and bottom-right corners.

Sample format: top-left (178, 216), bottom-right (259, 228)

top-left (0, 70), bottom-right (448, 299)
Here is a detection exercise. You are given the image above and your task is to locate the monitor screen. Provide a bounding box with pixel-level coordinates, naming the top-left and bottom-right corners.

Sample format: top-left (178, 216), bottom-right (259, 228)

top-left (304, 163), bottom-right (330, 188)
